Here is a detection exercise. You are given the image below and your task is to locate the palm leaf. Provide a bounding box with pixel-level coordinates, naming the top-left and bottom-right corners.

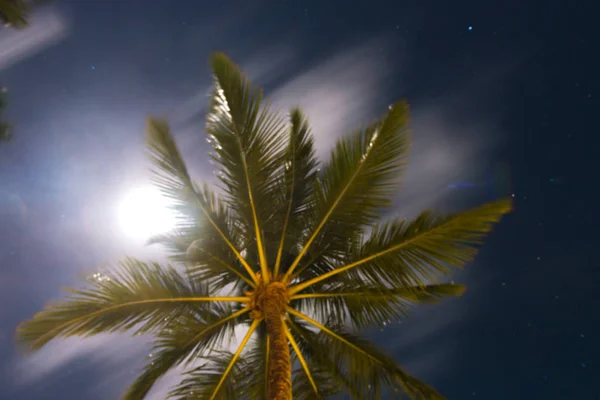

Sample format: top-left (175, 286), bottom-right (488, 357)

top-left (291, 366), bottom-right (337, 400)
top-left (0, 122), bottom-right (12, 141)
top-left (286, 317), bottom-right (361, 399)
top-left (290, 198), bottom-right (512, 295)
top-left (145, 117), bottom-right (257, 283)
top-left (287, 318), bottom-right (345, 400)
top-left (288, 308), bottom-right (445, 399)
top-left (273, 108), bottom-right (319, 278)
top-left (0, 0), bottom-right (30, 28)
top-left (151, 230), bottom-right (253, 291)
top-left (292, 283), bottom-right (466, 331)
top-left (168, 319), bottom-right (260, 400)
top-left (16, 258), bottom-right (247, 352)
top-left (122, 307), bottom-right (249, 399)
top-left (236, 326), bottom-right (270, 399)
top-left (284, 318), bottom-right (321, 398)
top-left (0, 89), bottom-right (12, 141)
top-left (207, 53), bottom-right (288, 282)
top-left (148, 183), bottom-right (254, 290)
top-left (166, 352), bottom-right (249, 400)
top-left (284, 101), bottom-right (411, 281)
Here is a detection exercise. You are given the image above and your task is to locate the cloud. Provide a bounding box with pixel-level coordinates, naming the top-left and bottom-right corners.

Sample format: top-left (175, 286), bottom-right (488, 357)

top-left (11, 334), bottom-right (149, 389)
top-left (12, 37), bottom-right (515, 397)
top-left (270, 38), bottom-right (395, 161)
top-left (0, 8), bottom-right (68, 72)
top-left (390, 61), bottom-right (518, 218)
top-left (384, 296), bottom-right (466, 376)
top-left (88, 324), bottom-right (252, 399)
top-left (392, 105), bottom-right (497, 218)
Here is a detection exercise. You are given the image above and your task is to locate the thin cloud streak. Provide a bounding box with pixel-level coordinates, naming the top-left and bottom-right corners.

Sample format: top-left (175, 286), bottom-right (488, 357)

top-left (13, 37), bottom-right (513, 397)
top-left (12, 333), bottom-right (151, 384)
top-left (0, 9), bottom-right (68, 72)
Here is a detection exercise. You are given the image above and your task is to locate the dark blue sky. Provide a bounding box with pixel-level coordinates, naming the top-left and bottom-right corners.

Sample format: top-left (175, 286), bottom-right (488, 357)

top-left (0, 0), bottom-right (597, 399)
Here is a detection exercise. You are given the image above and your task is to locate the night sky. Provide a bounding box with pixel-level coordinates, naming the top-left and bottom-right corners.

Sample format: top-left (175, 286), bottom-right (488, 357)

top-left (0, 0), bottom-right (597, 399)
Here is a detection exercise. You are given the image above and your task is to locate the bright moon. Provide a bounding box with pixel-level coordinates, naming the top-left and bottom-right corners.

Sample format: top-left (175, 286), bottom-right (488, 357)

top-left (117, 186), bottom-right (175, 240)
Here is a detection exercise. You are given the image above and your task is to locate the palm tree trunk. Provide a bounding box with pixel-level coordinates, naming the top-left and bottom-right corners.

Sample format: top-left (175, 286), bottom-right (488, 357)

top-left (263, 290), bottom-right (292, 400)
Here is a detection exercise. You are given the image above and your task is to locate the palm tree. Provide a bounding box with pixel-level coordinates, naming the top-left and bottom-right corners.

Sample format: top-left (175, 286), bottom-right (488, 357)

top-left (16, 53), bottom-right (511, 399)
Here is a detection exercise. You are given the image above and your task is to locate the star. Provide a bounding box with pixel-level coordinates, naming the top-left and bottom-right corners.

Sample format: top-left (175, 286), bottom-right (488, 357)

top-left (468, 26), bottom-right (473, 31)
top-left (91, 65), bottom-right (96, 70)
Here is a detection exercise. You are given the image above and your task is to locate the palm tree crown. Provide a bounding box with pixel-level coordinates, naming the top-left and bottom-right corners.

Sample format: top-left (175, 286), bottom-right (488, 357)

top-left (16, 53), bottom-right (511, 399)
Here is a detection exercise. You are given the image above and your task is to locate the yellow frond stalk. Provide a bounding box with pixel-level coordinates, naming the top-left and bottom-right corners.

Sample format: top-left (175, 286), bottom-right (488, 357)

top-left (284, 316), bottom-right (319, 396)
top-left (286, 307), bottom-right (377, 363)
top-left (209, 318), bottom-right (261, 400)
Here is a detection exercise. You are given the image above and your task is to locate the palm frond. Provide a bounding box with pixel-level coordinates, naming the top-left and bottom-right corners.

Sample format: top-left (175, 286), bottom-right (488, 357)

top-left (0, 121), bottom-right (12, 141)
top-left (292, 283), bottom-right (466, 331)
top-left (168, 319), bottom-right (260, 400)
top-left (284, 101), bottom-right (411, 281)
top-left (293, 282), bottom-right (466, 302)
top-left (291, 198), bottom-right (512, 295)
top-left (166, 351), bottom-right (250, 400)
top-left (291, 366), bottom-right (336, 400)
top-left (0, 0), bottom-right (30, 28)
top-left (145, 117), bottom-right (257, 283)
top-left (286, 318), bottom-right (359, 399)
top-left (207, 53), bottom-right (289, 282)
top-left (151, 231), bottom-right (253, 291)
top-left (288, 229), bottom-right (365, 298)
top-left (16, 258), bottom-right (247, 352)
top-left (235, 326), bottom-right (270, 399)
top-left (273, 108), bottom-right (319, 278)
top-left (0, 89), bottom-right (12, 141)
top-left (284, 318), bottom-right (320, 398)
top-left (288, 308), bottom-right (445, 399)
top-left (147, 181), bottom-right (254, 290)
top-left (122, 307), bottom-right (249, 399)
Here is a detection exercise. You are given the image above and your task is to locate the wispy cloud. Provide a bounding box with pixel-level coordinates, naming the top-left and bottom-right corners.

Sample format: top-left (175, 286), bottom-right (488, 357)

top-left (12, 36), bottom-right (515, 397)
top-left (12, 334), bottom-right (150, 385)
top-left (0, 8), bottom-right (68, 72)
top-left (270, 38), bottom-right (394, 161)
